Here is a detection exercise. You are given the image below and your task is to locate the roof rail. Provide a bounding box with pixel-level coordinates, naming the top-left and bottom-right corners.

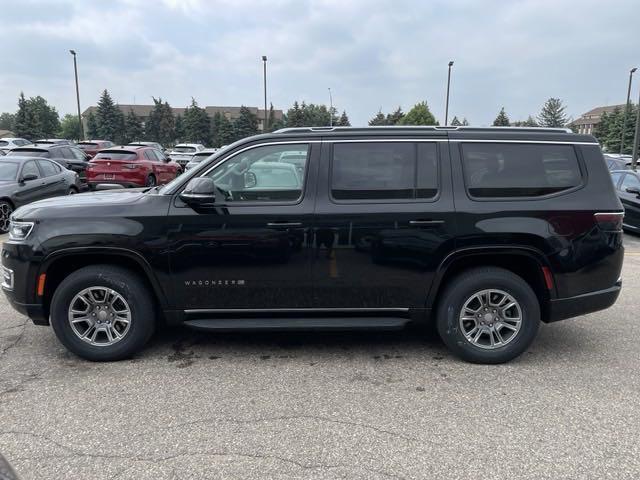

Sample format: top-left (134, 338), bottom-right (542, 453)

top-left (273, 126), bottom-right (573, 134)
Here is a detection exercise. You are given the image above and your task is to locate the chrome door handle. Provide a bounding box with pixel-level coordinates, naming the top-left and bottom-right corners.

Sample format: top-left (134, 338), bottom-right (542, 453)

top-left (267, 222), bottom-right (303, 227)
top-left (409, 220), bottom-right (445, 225)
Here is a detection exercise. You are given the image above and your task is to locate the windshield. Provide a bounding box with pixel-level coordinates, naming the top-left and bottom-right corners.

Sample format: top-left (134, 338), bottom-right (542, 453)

top-left (6, 149), bottom-right (48, 157)
top-left (173, 146), bottom-right (196, 153)
top-left (0, 162), bottom-right (19, 181)
top-left (77, 143), bottom-right (98, 149)
top-left (0, 141), bottom-right (8, 147)
top-left (94, 151), bottom-right (137, 161)
top-left (191, 154), bottom-right (211, 163)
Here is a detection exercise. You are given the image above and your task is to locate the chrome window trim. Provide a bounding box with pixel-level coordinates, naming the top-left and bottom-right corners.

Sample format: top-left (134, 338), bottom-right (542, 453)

top-left (185, 307), bottom-right (410, 314)
top-left (450, 139), bottom-right (599, 145)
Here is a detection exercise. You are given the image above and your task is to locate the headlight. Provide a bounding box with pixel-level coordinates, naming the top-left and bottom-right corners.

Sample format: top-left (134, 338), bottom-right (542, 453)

top-left (9, 221), bottom-right (34, 241)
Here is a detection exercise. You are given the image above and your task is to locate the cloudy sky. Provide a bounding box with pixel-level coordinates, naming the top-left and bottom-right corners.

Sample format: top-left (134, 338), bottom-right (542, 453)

top-left (1, 0), bottom-right (638, 126)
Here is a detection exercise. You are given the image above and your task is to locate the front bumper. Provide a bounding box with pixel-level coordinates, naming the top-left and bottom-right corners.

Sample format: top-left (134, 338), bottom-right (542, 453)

top-left (546, 280), bottom-right (622, 323)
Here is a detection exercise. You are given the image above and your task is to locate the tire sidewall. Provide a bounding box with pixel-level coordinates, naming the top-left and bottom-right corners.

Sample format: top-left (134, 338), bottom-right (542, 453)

top-left (50, 267), bottom-right (154, 361)
top-left (437, 270), bottom-right (540, 364)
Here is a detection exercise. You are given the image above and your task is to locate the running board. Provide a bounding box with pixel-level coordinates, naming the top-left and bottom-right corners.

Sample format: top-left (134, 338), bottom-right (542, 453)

top-left (183, 317), bottom-right (409, 332)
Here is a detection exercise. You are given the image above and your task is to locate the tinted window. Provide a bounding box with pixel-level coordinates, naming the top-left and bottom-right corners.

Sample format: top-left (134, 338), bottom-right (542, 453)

top-left (38, 160), bottom-right (60, 177)
top-left (621, 173), bottom-right (640, 191)
top-left (461, 143), bottom-right (582, 198)
top-left (203, 144), bottom-right (309, 202)
top-left (331, 142), bottom-right (438, 200)
top-left (144, 150), bottom-right (156, 161)
top-left (0, 141), bottom-right (8, 147)
top-left (7, 149), bottom-right (48, 157)
top-left (94, 151), bottom-right (138, 161)
top-left (173, 146), bottom-right (196, 153)
top-left (22, 161), bottom-right (41, 179)
top-left (0, 163), bottom-right (19, 180)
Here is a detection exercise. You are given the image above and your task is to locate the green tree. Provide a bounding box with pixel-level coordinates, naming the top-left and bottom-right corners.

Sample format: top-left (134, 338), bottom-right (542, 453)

top-left (616, 104), bottom-right (637, 154)
top-left (266, 103), bottom-right (285, 132)
top-left (538, 98), bottom-right (568, 127)
top-left (493, 107), bottom-right (510, 126)
top-left (146, 97), bottom-right (175, 146)
top-left (336, 110), bottom-right (351, 126)
top-left (0, 113), bottom-right (15, 131)
top-left (183, 99), bottom-right (211, 145)
top-left (174, 115), bottom-right (184, 143)
top-left (301, 102), bottom-right (331, 126)
top-left (211, 111), bottom-right (235, 147)
top-left (124, 109), bottom-right (144, 144)
top-left (461, 118), bottom-right (470, 126)
top-left (233, 106), bottom-right (259, 140)
top-left (386, 107), bottom-right (405, 125)
top-left (14, 92), bottom-right (38, 139)
top-left (27, 95), bottom-right (60, 139)
top-left (95, 90), bottom-right (122, 141)
top-left (450, 116), bottom-right (462, 126)
top-left (285, 101), bottom-right (305, 127)
top-left (59, 114), bottom-right (81, 140)
top-left (399, 101), bottom-right (438, 125)
top-left (86, 111), bottom-right (99, 139)
top-left (368, 110), bottom-right (387, 126)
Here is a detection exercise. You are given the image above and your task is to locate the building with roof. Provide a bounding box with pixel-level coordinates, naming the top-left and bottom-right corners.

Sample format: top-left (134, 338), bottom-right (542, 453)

top-left (570, 104), bottom-right (626, 135)
top-left (81, 104), bottom-right (283, 134)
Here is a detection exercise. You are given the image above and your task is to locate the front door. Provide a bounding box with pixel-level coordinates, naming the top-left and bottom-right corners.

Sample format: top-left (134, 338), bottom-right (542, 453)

top-left (619, 172), bottom-right (640, 228)
top-left (15, 160), bottom-right (47, 206)
top-left (167, 141), bottom-right (318, 311)
top-left (312, 138), bottom-right (455, 309)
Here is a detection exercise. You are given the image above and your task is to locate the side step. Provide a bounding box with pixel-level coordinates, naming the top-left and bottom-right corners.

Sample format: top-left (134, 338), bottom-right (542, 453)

top-left (183, 317), bottom-right (409, 332)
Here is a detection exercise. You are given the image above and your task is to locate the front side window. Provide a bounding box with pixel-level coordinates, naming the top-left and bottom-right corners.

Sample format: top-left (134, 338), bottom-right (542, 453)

top-left (331, 142), bottom-right (438, 200)
top-left (202, 144), bottom-right (309, 202)
top-left (461, 143), bottom-right (582, 198)
top-left (21, 161), bottom-right (41, 179)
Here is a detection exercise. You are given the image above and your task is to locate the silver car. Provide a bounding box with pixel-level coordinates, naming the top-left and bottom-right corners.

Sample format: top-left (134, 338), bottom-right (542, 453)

top-left (184, 148), bottom-right (219, 171)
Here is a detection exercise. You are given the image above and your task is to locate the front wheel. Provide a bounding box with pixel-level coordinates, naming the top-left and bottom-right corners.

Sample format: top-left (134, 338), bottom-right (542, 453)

top-left (0, 201), bottom-right (13, 233)
top-left (50, 265), bottom-right (156, 361)
top-left (145, 174), bottom-right (157, 187)
top-left (436, 267), bottom-right (540, 364)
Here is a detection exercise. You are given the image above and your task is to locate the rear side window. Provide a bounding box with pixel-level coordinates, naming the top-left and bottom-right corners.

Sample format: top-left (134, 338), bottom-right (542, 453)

top-left (621, 173), bottom-right (640, 190)
top-left (331, 142), bottom-right (438, 201)
top-left (461, 143), bottom-right (582, 198)
top-left (38, 160), bottom-right (61, 176)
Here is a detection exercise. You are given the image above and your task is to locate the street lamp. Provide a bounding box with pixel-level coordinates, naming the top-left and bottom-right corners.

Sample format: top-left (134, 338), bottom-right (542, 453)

top-left (69, 50), bottom-right (84, 140)
top-left (445, 60), bottom-right (454, 125)
top-left (328, 87), bottom-right (333, 127)
top-left (632, 85), bottom-right (640, 171)
top-left (262, 56), bottom-right (268, 132)
top-left (621, 67), bottom-right (637, 153)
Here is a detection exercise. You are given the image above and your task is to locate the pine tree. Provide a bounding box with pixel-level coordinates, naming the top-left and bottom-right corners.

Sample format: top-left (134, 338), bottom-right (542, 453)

top-left (461, 118), bottom-right (470, 126)
top-left (95, 90), bottom-right (122, 141)
top-left (211, 112), bottom-right (235, 147)
top-left (174, 115), bottom-right (184, 143)
top-left (0, 113), bottom-right (15, 131)
top-left (450, 116), bottom-right (462, 126)
top-left (286, 101), bottom-right (304, 127)
top-left (267, 103), bottom-right (278, 132)
top-left (493, 107), bottom-right (510, 126)
top-left (86, 111), bottom-right (99, 139)
top-left (399, 101), bottom-right (438, 125)
top-left (538, 98), bottom-right (568, 127)
top-left (336, 111), bottom-right (351, 126)
top-left (124, 109), bottom-right (144, 144)
top-left (386, 107), bottom-right (405, 125)
top-left (183, 99), bottom-right (211, 145)
top-left (146, 97), bottom-right (175, 146)
top-left (14, 92), bottom-right (37, 139)
top-left (368, 110), bottom-right (387, 126)
top-left (618, 104), bottom-right (638, 154)
top-left (114, 107), bottom-right (126, 144)
top-left (233, 106), bottom-right (259, 140)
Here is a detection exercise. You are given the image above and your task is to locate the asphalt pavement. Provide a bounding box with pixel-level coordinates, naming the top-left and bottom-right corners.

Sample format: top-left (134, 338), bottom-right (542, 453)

top-left (1, 234), bottom-right (639, 479)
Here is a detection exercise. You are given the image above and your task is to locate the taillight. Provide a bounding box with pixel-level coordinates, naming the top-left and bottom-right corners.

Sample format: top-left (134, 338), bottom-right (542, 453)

top-left (594, 212), bottom-right (624, 231)
top-left (123, 164), bottom-right (140, 169)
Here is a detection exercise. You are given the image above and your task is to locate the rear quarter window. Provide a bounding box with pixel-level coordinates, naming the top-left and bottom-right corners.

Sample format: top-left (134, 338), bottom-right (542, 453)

top-left (460, 143), bottom-right (583, 198)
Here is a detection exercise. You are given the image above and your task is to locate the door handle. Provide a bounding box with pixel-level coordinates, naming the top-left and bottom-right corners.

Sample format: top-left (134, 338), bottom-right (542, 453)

top-left (267, 222), bottom-right (303, 227)
top-left (409, 220), bottom-right (445, 225)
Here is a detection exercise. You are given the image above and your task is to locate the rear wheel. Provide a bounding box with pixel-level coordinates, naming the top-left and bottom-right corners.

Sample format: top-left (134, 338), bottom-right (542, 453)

top-left (50, 265), bottom-right (156, 361)
top-left (436, 267), bottom-right (540, 364)
top-left (0, 201), bottom-right (13, 233)
top-left (145, 174), bottom-right (157, 187)
top-left (67, 187), bottom-right (78, 195)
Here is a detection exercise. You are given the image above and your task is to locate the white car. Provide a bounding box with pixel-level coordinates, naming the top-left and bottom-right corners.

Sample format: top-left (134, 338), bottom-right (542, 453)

top-left (185, 148), bottom-right (219, 171)
top-left (168, 143), bottom-right (206, 168)
top-left (0, 137), bottom-right (31, 149)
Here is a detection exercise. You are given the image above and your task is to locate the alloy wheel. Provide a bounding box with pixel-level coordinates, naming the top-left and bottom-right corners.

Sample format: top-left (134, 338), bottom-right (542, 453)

top-left (0, 202), bottom-right (13, 233)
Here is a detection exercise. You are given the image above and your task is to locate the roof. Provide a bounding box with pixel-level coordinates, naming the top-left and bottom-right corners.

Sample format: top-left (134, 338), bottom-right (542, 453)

top-left (274, 126), bottom-right (573, 134)
top-left (581, 104), bottom-right (626, 117)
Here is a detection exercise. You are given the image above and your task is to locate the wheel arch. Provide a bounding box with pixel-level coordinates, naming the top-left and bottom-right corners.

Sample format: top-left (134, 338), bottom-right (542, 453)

top-left (40, 247), bottom-right (168, 320)
top-left (427, 247), bottom-right (554, 322)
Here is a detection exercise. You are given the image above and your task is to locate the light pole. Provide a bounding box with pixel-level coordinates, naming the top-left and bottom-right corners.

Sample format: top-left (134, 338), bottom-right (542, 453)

top-left (328, 87), bottom-right (333, 127)
top-left (69, 50), bottom-right (84, 140)
top-left (632, 85), bottom-right (640, 171)
top-left (262, 56), bottom-right (268, 132)
top-left (621, 67), bottom-right (637, 153)
top-left (445, 61), bottom-right (454, 125)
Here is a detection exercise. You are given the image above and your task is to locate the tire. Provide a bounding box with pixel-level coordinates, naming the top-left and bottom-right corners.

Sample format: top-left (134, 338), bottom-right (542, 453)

top-left (68, 187), bottom-right (78, 195)
top-left (436, 267), bottom-right (540, 364)
top-left (50, 265), bottom-right (156, 361)
top-left (145, 175), bottom-right (157, 187)
top-left (0, 200), bottom-right (13, 233)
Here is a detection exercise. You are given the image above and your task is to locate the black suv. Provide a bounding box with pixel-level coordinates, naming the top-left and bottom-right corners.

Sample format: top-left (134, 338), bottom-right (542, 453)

top-left (7, 143), bottom-right (90, 185)
top-left (1, 127), bottom-right (624, 364)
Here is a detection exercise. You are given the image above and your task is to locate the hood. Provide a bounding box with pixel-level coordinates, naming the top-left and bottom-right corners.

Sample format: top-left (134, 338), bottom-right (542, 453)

top-left (12, 189), bottom-right (150, 220)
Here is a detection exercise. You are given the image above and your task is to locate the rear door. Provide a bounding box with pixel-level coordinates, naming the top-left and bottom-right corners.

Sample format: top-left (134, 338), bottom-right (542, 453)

top-left (312, 136), bottom-right (455, 309)
top-left (37, 159), bottom-right (68, 197)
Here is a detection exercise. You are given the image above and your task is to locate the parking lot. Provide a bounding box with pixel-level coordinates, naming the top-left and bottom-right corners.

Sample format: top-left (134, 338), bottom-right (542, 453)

top-left (0, 234), bottom-right (637, 480)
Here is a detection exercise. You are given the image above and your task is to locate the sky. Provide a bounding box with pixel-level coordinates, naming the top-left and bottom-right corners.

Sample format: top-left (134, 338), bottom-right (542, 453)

top-left (1, 0), bottom-right (638, 126)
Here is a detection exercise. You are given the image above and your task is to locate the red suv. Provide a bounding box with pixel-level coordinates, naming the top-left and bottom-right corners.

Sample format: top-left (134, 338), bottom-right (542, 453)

top-left (77, 140), bottom-right (115, 158)
top-left (86, 146), bottom-right (181, 188)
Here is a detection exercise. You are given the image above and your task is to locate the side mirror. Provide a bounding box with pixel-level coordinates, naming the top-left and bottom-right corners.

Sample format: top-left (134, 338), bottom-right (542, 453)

top-left (20, 173), bottom-right (38, 183)
top-left (625, 186), bottom-right (640, 195)
top-left (244, 171), bottom-right (257, 189)
top-left (180, 177), bottom-right (216, 208)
